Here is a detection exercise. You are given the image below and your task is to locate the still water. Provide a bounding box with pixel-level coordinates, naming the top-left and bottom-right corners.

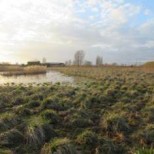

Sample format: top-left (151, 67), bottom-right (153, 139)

top-left (0, 71), bottom-right (74, 85)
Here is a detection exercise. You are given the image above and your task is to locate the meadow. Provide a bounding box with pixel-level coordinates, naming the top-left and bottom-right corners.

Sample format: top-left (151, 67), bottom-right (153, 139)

top-left (0, 66), bottom-right (154, 154)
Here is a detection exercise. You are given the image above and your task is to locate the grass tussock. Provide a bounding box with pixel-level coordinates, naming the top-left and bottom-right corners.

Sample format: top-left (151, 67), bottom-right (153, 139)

top-left (0, 67), bottom-right (154, 153)
top-left (41, 138), bottom-right (78, 154)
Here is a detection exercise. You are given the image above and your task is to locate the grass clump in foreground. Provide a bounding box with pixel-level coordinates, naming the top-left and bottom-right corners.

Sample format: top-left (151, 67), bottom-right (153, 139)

top-left (0, 66), bottom-right (154, 153)
top-left (41, 138), bottom-right (79, 154)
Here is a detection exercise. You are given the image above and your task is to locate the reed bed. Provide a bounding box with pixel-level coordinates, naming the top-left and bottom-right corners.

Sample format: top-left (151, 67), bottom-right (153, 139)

top-left (0, 65), bottom-right (23, 72)
top-left (2, 65), bottom-right (47, 76)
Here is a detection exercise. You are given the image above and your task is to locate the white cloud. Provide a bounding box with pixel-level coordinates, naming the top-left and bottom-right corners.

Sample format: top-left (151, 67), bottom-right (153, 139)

top-left (139, 20), bottom-right (154, 35)
top-left (0, 0), bottom-right (153, 64)
top-left (99, 1), bottom-right (141, 26)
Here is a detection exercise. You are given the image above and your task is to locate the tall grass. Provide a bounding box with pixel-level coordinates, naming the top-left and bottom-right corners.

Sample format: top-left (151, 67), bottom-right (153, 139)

top-left (0, 67), bottom-right (153, 153)
top-left (2, 65), bottom-right (47, 76)
top-left (0, 65), bottom-right (23, 72)
top-left (24, 66), bottom-right (47, 74)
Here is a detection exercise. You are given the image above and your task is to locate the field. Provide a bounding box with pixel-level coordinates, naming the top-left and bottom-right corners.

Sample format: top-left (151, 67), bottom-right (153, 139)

top-left (0, 66), bottom-right (154, 154)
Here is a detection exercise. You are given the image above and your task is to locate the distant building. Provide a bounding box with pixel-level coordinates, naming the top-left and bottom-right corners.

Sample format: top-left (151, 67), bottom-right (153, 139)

top-left (27, 61), bottom-right (41, 65)
top-left (43, 62), bottom-right (65, 67)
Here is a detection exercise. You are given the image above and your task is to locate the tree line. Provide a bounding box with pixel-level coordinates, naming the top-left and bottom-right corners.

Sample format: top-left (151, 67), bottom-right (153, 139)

top-left (65, 50), bottom-right (103, 66)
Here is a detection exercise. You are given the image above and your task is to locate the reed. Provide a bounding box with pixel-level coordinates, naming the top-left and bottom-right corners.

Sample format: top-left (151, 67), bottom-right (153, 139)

top-left (2, 65), bottom-right (47, 76)
top-left (0, 65), bottom-right (23, 72)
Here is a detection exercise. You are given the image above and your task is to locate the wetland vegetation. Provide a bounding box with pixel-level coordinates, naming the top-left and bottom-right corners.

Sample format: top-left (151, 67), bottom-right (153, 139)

top-left (1, 66), bottom-right (47, 76)
top-left (0, 66), bottom-right (154, 154)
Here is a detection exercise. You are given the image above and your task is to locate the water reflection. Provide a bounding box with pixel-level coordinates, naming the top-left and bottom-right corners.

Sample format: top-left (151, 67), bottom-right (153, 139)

top-left (0, 71), bottom-right (74, 85)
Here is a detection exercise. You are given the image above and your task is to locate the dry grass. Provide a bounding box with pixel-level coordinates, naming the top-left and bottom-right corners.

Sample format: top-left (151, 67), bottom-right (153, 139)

top-left (24, 66), bottom-right (47, 74)
top-left (0, 65), bottom-right (23, 72)
top-left (0, 66), bottom-right (153, 153)
top-left (2, 65), bottom-right (47, 76)
top-left (52, 65), bottom-right (154, 80)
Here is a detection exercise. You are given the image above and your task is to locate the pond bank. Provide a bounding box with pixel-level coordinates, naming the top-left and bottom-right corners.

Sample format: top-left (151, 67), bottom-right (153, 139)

top-left (0, 71), bottom-right (74, 85)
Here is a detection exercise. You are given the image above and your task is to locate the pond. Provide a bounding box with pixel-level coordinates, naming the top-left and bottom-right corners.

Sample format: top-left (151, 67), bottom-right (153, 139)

top-left (0, 71), bottom-right (74, 85)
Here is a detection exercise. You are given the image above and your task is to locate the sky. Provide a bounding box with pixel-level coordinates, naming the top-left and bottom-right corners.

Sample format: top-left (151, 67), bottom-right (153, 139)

top-left (0, 0), bottom-right (154, 64)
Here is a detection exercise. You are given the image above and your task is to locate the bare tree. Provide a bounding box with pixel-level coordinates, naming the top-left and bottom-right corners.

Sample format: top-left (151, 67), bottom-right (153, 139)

top-left (74, 50), bottom-right (85, 66)
top-left (96, 56), bottom-right (103, 66)
top-left (65, 60), bottom-right (72, 66)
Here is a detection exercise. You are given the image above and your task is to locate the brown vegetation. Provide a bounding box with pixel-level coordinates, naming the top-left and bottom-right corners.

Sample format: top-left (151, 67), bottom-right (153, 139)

top-left (2, 65), bottom-right (47, 76)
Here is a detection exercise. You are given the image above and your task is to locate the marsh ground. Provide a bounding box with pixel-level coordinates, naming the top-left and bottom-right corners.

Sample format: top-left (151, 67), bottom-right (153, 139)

top-left (0, 66), bottom-right (154, 154)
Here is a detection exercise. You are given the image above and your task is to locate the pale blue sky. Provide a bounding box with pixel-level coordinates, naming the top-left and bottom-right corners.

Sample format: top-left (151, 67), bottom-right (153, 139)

top-left (0, 0), bottom-right (154, 64)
